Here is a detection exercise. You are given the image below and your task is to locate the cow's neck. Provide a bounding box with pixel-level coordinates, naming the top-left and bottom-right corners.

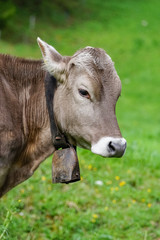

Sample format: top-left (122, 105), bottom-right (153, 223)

top-left (19, 71), bottom-right (55, 165)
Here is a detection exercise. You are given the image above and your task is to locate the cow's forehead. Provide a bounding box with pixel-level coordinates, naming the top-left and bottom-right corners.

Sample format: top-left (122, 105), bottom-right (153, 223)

top-left (69, 47), bottom-right (121, 98)
top-left (71, 47), bottom-right (113, 70)
top-left (69, 47), bottom-right (116, 88)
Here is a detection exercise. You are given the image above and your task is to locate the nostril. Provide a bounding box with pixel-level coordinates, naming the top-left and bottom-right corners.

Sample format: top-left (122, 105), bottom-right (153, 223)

top-left (108, 139), bottom-right (126, 157)
top-left (108, 141), bottom-right (116, 152)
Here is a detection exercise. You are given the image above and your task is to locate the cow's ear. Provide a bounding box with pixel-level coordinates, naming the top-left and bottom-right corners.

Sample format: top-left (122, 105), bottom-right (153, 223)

top-left (37, 37), bottom-right (66, 83)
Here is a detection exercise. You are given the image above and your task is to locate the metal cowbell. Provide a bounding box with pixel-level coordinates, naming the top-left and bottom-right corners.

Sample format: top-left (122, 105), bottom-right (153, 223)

top-left (52, 147), bottom-right (80, 184)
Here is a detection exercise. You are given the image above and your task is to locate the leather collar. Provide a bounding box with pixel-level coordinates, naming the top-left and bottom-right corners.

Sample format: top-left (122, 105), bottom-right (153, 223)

top-left (44, 73), bottom-right (69, 150)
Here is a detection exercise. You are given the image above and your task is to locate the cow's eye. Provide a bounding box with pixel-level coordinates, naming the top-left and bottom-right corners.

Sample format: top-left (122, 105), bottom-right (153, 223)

top-left (78, 89), bottom-right (90, 99)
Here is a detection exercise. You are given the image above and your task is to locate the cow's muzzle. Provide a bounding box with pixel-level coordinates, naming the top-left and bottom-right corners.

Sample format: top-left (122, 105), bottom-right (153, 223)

top-left (91, 137), bottom-right (127, 158)
top-left (52, 147), bottom-right (80, 183)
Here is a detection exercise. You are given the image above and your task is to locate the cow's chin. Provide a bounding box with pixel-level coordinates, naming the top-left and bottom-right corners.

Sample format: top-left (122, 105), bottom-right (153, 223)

top-left (77, 141), bottom-right (91, 150)
top-left (74, 138), bottom-right (91, 150)
top-left (91, 137), bottom-right (127, 158)
top-left (66, 135), bottom-right (91, 150)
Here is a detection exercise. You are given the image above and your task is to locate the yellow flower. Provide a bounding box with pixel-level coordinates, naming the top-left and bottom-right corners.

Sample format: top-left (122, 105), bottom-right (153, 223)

top-left (119, 181), bottom-right (126, 187)
top-left (81, 160), bottom-right (85, 164)
top-left (104, 206), bottom-right (109, 211)
top-left (20, 189), bottom-right (24, 193)
top-left (81, 176), bottom-right (83, 181)
top-left (141, 198), bottom-right (145, 203)
top-left (88, 164), bottom-right (92, 170)
top-left (91, 214), bottom-right (98, 223)
top-left (132, 199), bottom-right (136, 204)
top-left (95, 189), bottom-right (99, 194)
top-left (112, 199), bottom-right (116, 204)
top-left (110, 187), bottom-right (114, 192)
top-left (18, 199), bottom-right (21, 203)
top-left (147, 188), bottom-right (151, 193)
top-left (91, 218), bottom-right (96, 223)
top-left (115, 187), bottom-right (119, 191)
top-left (92, 214), bottom-right (98, 219)
top-left (147, 203), bottom-right (152, 208)
top-left (106, 180), bottom-right (112, 185)
top-left (41, 176), bottom-right (46, 181)
top-left (115, 176), bottom-right (120, 181)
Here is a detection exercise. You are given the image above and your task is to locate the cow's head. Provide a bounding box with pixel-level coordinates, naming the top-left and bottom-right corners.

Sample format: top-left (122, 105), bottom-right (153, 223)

top-left (37, 38), bottom-right (126, 158)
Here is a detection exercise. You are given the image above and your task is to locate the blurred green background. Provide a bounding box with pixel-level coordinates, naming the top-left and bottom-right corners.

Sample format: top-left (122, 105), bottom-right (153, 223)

top-left (0, 0), bottom-right (160, 239)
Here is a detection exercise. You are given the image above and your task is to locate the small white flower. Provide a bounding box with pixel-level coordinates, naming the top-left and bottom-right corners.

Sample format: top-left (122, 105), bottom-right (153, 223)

top-left (95, 180), bottom-right (103, 186)
top-left (141, 20), bottom-right (148, 27)
top-left (124, 78), bottom-right (130, 85)
top-left (19, 212), bottom-right (24, 216)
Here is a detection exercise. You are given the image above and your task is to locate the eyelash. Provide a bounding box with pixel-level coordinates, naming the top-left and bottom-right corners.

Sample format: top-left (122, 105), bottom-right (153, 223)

top-left (78, 89), bottom-right (90, 99)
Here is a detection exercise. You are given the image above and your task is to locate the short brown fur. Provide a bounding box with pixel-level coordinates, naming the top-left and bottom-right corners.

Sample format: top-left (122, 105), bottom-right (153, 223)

top-left (0, 54), bottom-right (54, 196)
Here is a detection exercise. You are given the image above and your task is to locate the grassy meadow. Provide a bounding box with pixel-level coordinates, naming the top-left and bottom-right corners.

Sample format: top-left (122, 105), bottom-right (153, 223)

top-left (0, 0), bottom-right (160, 239)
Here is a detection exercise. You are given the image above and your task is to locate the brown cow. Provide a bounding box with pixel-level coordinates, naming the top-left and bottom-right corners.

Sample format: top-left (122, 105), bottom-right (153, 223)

top-left (0, 38), bottom-right (126, 197)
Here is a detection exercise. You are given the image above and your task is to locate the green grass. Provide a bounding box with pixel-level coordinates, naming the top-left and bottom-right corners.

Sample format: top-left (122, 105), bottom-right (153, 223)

top-left (0, 0), bottom-right (160, 239)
